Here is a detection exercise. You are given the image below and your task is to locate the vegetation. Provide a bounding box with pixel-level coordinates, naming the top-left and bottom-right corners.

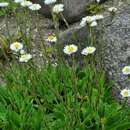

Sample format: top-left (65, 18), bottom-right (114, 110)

top-left (0, 0), bottom-right (17, 16)
top-left (0, 0), bottom-right (130, 130)
top-left (86, 3), bottom-right (104, 15)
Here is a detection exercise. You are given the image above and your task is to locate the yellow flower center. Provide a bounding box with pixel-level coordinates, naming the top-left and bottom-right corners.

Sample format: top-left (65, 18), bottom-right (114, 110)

top-left (124, 91), bottom-right (128, 97)
top-left (88, 48), bottom-right (93, 51)
top-left (124, 68), bottom-right (130, 72)
top-left (68, 46), bottom-right (75, 52)
top-left (48, 35), bottom-right (55, 40)
top-left (14, 43), bottom-right (20, 49)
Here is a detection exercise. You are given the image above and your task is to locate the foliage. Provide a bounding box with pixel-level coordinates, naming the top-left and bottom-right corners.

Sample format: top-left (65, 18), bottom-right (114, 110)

top-left (0, 63), bottom-right (129, 130)
top-left (0, 0), bottom-right (17, 16)
top-left (86, 3), bottom-right (104, 15)
top-left (0, 1), bottom-right (130, 130)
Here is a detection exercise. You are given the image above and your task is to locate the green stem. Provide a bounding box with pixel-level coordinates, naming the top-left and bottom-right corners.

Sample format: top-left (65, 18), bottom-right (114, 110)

top-left (60, 13), bottom-right (69, 28)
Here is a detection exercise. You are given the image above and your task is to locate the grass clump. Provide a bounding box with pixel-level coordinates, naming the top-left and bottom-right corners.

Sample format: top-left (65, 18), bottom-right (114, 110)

top-left (0, 63), bottom-right (130, 130)
top-left (86, 3), bottom-right (104, 15)
top-left (0, 0), bottom-right (130, 130)
top-left (0, 0), bottom-right (17, 16)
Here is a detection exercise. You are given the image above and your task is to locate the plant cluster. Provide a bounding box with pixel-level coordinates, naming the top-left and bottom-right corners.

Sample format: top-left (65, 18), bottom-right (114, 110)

top-left (85, 3), bottom-right (104, 15)
top-left (0, 0), bottom-right (130, 130)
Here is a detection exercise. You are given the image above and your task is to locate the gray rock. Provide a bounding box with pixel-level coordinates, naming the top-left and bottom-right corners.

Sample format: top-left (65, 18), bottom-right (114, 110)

top-left (32, 0), bottom-right (106, 23)
top-left (59, 4), bottom-right (130, 102)
top-left (101, 5), bottom-right (130, 102)
top-left (59, 23), bottom-right (87, 44)
top-left (60, 0), bottom-right (92, 22)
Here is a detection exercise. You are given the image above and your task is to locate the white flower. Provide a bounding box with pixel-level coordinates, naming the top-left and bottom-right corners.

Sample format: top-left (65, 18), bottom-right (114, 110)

top-left (80, 17), bottom-right (87, 27)
top-left (108, 7), bottom-right (117, 12)
top-left (120, 89), bottom-right (130, 98)
top-left (95, 14), bottom-right (104, 20)
top-left (29, 4), bottom-right (41, 11)
top-left (53, 4), bottom-right (64, 14)
top-left (81, 47), bottom-right (96, 56)
top-left (90, 21), bottom-right (97, 27)
top-left (21, 1), bottom-right (32, 7)
top-left (96, 0), bottom-right (100, 3)
top-left (122, 66), bottom-right (130, 75)
top-left (63, 44), bottom-right (78, 55)
top-left (80, 15), bottom-right (103, 27)
top-left (10, 42), bottom-right (23, 52)
top-left (46, 34), bottom-right (57, 42)
top-left (19, 53), bottom-right (32, 62)
top-left (86, 16), bottom-right (96, 23)
top-left (0, 2), bottom-right (9, 7)
top-left (52, 62), bottom-right (58, 67)
top-left (80, 16), bottom-right (96, 27)
top-left (81, 16), bottom-right (97, 23)
top-left (44, 0), bottom-right (56, 5)
top-left (14, 0), bottom-right (24, 3)
top-left (39, 53), bottom-right (43, 57)
top-left (20, 49), bottom-right (25, 54)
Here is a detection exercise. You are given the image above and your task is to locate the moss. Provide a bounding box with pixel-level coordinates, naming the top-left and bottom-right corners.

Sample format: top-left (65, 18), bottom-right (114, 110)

top-left (86, 3), bottom-right (105, 15)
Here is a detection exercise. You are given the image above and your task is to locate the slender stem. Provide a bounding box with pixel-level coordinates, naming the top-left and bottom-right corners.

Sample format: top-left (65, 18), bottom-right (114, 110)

top-left (118, 98), bottom-right (128, 111)
top-left (60, 13), bottom-right (69, 28)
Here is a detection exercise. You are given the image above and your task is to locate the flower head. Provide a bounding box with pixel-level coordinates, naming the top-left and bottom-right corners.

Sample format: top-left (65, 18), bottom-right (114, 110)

top-left (63, 44), bottom-right (78, 55)
top-left (19, 53), bottom-right (32, 62)
top-left (80, 15), bottom-right (103, 27)
top-left (81, 47), bottom-right (96, 56)
top-left (46, 34), bottom-right (57, 43)
top-left (0, 2), bottom-right (9, 7)
top-left (96, 0), bottom-right (100, 3)
top-left (86, 16), bottom-right (96, 23)
top-left (53, 4), bottom-right (64, 14)
top-left (29, 4), bottom-right (41, 11)
top-left (80, 17), bottom-right (87, 27)
top-left (120, 89), bottom-right (130, 98)
top-left (122, 66), bottom-right (130, 75)
top-left (21, 1), bottom-right (32, 7)
top-left (14, 0), bottom-right (24, 3)
top-left (90, 21), bottom-right (97, 27)
top-left (44, 0), bottom-right (56, 5)
top-left (80, 16), bottom-right (96, 27)
top-left (95, 14), bottom-right (104, 20)
top-left (108, 7), bottom-right (117, 12)
top-left (10, 42), bottom-right (23, 52)
top-left (20, 49), bottom-right (25, 54)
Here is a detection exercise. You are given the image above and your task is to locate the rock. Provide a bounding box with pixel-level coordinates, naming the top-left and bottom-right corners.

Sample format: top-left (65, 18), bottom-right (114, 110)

top-left (101, 5), bottom-right (130, 102)
top-left (32, 0), bottom-right (107, 23)
top-left (60, 0), bottom-right (92, 23)
top-left (59, 4), bottom-right (130, 102)
top-left (59, 23), bottom-right (87, 44)
top-left (32, 0), bottom-right (50, 16)
top-left (59, 10), bottom-right (111, 44)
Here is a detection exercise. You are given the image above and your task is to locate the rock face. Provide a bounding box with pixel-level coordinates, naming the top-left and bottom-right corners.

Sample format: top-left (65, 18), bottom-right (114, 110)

top-left (101, 6), bottom-right (130, 101)
top-left (32, 0), bottom-right (106, 23)
top-left (59, 24), bottom-right (87, 44)
top-left (59, 5), bottom-right (130, 102)
top-left (60, 0), bottom-right (92, 22)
